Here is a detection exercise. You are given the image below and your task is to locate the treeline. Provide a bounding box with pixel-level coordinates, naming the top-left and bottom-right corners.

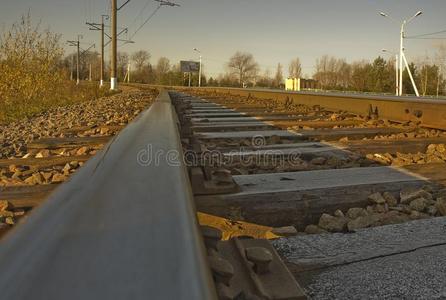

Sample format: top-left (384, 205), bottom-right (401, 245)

top-left (63, 50), bottom-right (205, 86)
top-left (62, 46), bottom-right (445, 96)
top-left (313, 55), bottom-right (445, 96)
top-left (209, 52), bottom-right (446, 96)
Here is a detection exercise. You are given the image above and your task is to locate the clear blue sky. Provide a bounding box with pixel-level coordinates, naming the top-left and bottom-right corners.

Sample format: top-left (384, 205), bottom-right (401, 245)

top-left (1, 0), bottom-right (446, 78)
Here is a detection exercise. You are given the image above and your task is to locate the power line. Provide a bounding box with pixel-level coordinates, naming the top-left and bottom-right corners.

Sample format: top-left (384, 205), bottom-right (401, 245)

top-left (129, 5), bottom-right (162, 40)
top-left (128, 0), bottom-right (153, 30)
top-left (128, 1), bottom-right (179, 40)
top-left (406, 29), bottom-right (446, 39)
top-left (407, 37), bottom-right (446, 40)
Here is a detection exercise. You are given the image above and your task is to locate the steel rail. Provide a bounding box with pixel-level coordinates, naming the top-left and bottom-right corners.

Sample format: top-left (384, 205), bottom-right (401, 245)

top-left (0, 91), bottom-right (217, 300)
top-left (174, 86), bottom-right (446, 130)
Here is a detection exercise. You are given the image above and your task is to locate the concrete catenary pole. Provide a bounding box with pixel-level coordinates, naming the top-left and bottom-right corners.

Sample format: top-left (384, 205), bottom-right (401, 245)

top-left (395, 54), bottom-right (399, 96)
top-left (399, 22), bottom-right (404, 97)
top-left (100, 15), bottom-right (108, 87)
top-left (76, 35), bottom-right (81, 85)
top-left (110, 0), bottom-right (118, 90)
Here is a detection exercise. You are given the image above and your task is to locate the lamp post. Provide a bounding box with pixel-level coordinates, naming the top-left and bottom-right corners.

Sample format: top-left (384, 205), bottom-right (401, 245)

top-left (193, 48), bottom-right (202, 87)
top-left (382, 49), bottom-right (399, 96)
top-left (380, 11), bottom-right (422, 97)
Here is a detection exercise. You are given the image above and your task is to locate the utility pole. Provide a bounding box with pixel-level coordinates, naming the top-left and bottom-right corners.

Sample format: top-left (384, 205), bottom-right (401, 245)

top-left (77, 35), bottom-right (81, 85)
top-left (395, 54), bottom-right (399, 96)
top-left (193, 48), bottom-right (202, 87)
top-left (124, 63), bottom-right (131, 83)
top-left (101, 15), bottom-right (107, 87)
top-left (111, 0), bottom-right (118, 90)
top-left (109, 0), bottom-right (134, 90)
top-left (380, 11), bottom-right (422, 97)
top-left (70, 55), bottom-right (74, 81)
top-left (67, 35), bottom-right (83, 85)
top-left (128, 63), bottom-right (131, 83)
top-left (87, 15), bottom-right (109, 87)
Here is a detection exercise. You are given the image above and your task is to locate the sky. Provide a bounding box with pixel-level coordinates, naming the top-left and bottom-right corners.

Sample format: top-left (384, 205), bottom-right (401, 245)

top-left (1, 0), bottom-right (446, 78)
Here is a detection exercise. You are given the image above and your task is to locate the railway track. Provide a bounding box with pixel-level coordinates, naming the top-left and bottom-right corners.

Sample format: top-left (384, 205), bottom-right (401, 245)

top-left (1, 87), bottom-right (446, 299)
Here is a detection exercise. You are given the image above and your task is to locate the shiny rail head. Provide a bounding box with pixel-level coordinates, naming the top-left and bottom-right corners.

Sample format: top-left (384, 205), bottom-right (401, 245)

top-left (0, 91), bottom-right (217, 300)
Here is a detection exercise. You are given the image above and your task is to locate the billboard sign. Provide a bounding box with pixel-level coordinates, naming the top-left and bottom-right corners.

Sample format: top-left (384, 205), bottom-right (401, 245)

top-left (181, 60), bottom-right (200, 73)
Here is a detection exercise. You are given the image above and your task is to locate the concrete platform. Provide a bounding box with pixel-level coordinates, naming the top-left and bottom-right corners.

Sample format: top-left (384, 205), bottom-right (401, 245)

top-left (273, 217), bottom-right (446, 299)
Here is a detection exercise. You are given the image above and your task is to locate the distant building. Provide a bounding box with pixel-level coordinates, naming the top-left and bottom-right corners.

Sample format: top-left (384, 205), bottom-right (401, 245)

top-left (286, 78), bottom-right (318, 91)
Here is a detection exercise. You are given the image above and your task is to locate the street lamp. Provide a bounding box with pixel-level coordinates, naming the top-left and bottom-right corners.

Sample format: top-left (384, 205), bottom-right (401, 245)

top-left (382, 49), bottom-right (399, 96)
top-left (193, 48), bottom-right (202, 87)
top-left (380, 10), bottom-right (422, 97)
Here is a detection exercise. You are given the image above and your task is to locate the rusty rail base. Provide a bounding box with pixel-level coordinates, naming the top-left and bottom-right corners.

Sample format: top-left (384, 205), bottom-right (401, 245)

top-left (138, 84), bottom-right (446, 130)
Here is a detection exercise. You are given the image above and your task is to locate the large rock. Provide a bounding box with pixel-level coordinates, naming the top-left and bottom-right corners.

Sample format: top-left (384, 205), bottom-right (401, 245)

top-left (318, 214), bottom-right (348, 232)
top-left (51, 173), bottom-right (67, 183)
top-left (409, 211), bottom-right (430, 220)
top-left (347, 215), bottom-right (379, 232)
top-left (374, 204), bottom-right (388, 213)
top-left (379, 211), bottom-right (410, 226)
top-left (76, 146), bottom-right (90, 156)
top-left (368, 192), bottom-right (386, 204)
top-left (304, 225), bottom-right (327, 235)
top-left (0, 200), bottom-right (12, 212)
top-left (35, 149), bottom-right (50, 158)
top-left (382, 192), bottom-right (398, 206)
top-left (334, 209), bottom-right (345, 218)
top-left (426, 205), bottom-right (438, 216)
top-left (346, 207), bottom-right (368, 219)
top-left (272, 226), bottom-right (298, 237)
top-left (24, 173), bottom-right (43, 185)
top-left (400, 188), bottom-right (432, 204)
top-left (436, 197), bottom-right (446, 216)
top-left (409, 198), bottom-right (427, 212)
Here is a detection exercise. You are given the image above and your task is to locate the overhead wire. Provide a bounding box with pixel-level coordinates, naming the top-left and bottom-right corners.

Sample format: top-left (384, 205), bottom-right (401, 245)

top-left (406, 29), bottom-right (446, 39)
top-left (128, 4), bottom-right (162, 40)
top-left (128, 0), bottom-right (153, 31)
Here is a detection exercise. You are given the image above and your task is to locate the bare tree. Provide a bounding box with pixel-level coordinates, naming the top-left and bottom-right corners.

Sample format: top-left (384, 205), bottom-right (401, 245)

top-left (435, 44), bottom-right (446, 95)
top-left (131, 50), bottom-right (151, 83)
top-left (155, 57), bottom-right (170, 84)
top-left (131, 50), bottom-right (150, 71)
top-left (227, 51), bottom-right (259, 86)
top-left (288, 57), bottom-right (302, 79)
top-left (274, 63), bottom-right (284, 88)
top-left (117, 51), bottom-right (129, 80)
top-left (156, 57), bottom-right (170, 75)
